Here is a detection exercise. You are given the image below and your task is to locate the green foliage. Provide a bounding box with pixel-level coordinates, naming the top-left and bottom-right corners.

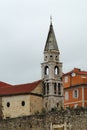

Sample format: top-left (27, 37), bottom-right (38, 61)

top-left (66, 106), bottom-right (74, 110)
top-left (41, 108), bottom-right (46, 114)
top-left (34, 110), bottom-right (40, 115)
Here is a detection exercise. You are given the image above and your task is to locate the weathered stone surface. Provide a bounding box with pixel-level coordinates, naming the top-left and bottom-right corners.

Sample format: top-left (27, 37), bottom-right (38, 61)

top-left (0, 109), bottom-right (87, 130)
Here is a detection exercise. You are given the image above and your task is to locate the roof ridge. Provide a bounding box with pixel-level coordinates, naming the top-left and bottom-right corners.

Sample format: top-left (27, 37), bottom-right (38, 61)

top-left (14, 79), bottom-right (42, 87)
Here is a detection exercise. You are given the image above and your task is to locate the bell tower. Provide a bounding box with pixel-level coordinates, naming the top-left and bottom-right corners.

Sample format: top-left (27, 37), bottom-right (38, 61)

top-left (41, 18), bottom-right (64, 111)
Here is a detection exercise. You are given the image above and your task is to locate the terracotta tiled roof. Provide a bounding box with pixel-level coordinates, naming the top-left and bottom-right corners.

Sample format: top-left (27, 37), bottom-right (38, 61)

top-left (0, 81), bottom-right (12, 88)
top-left (63, 68), bottom-right (87, 76)
top-left (0, 80), bottom-right (42, 96)
top-left (77, 71), bottom-right (87, 75)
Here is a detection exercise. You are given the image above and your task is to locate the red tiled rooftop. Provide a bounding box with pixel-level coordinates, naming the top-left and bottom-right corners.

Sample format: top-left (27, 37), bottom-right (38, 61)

top-left (0, 81), bottom-right (12, 88)
top-left (63, 68), bottom-right (87, 76)
top-left (0, 80), bottom-right (42, 96)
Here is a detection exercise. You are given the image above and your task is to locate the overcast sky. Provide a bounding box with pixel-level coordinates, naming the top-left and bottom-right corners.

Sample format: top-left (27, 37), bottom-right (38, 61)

top-left (0, 0), bottom-right (87, 85)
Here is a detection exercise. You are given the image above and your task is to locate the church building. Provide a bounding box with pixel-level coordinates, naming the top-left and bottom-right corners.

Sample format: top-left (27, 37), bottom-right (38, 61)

top-left (0, 20), bottom-right (63, 119)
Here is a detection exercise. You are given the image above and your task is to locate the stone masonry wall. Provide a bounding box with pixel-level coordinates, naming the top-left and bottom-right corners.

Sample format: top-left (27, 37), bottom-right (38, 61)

top-left (2, 95), bottom-right (30, 119)
top-left (0, 108), bottom-right (87, 130)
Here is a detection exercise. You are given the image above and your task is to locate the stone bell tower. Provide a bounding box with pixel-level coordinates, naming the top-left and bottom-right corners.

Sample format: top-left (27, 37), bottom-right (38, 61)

top-left (41, 18), bottom-right (64, 111)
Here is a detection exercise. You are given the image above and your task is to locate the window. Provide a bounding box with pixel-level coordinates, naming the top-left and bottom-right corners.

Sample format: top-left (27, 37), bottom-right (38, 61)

top-left (43, 83), bottom-right (46, 95)
top-left (45, 102), bottom-right (47, 108)
top-left (58, 83), bottom-right (61, 95)
top-left (73, 89), bottom-right (79, 98)
top-left (44, 56), bottom-right (47, 61)
top-left (54, 83), bottom-right (57, 94)
top-left (54, 66), bottom-right (59, 75)
top-left (65, 92), bottom-right (69, 100)
top-left (7, 102), bottom-right (10, 107)
top-left (50, 55), bottom-right (53, 60)
top-left (55, 55), bottom-right (58, 60)
top-left (64, 76), bottom-right (68, 83)
top-left (47, 83), bottom-right (49, 94)
top-left (21, 101), bottom-right (25, 106)
top-left (45, 66), bottom-right (49, 75)
top-left (71, 72), bottom-right (76, 77)
top-left (57, 103), bottom-right (59, 108)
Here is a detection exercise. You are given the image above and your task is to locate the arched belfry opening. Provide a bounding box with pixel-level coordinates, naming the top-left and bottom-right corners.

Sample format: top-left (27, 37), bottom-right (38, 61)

top-left (44, 66), bottom-right (49, 75)
top-left (54, 66), bottom-right (59, 75)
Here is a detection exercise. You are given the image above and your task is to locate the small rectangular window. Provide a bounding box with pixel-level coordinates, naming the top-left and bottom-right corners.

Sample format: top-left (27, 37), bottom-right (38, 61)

top-left (73, 89), bottom-right (79, 98)
top-left (64, 76), bottom-right (68, 83)
top-left (65, 91), bottom-right (69, 100)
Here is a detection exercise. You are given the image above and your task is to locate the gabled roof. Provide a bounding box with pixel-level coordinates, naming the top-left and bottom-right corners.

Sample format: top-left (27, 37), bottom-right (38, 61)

top-left (0, 80), bottom-right (42, 96)
top-left (44, 22), bottom-right (59, 52)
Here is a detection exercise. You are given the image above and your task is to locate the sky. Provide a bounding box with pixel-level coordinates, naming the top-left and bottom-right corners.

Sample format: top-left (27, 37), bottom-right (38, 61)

top-left (0, 0), bottom-right (87, 85)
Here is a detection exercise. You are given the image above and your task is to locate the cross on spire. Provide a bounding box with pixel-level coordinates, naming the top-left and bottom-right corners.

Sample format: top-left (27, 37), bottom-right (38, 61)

top-left (50, 16), bottom-right (52, 25)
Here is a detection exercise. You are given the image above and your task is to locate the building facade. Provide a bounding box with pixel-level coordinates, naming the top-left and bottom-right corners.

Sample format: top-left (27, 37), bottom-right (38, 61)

top-left (0, 80), bottom-right (43, 119)
top-left (63, 68), bottom-right (87, 108)
top-left (0, 20), bottom-right (63, 119)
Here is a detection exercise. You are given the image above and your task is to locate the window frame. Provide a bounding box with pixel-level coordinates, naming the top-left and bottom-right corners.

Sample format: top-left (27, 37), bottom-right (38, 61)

top-left (44, 66), bottom-right (49, 75)
top-left (64, 76), bottom-right (68, 83)
top-left (54, 66), bottom-right (59, 75)
top-left (65, 91), bottom-right (69, 100)
top-left (73, 89), bottom-right (79, 98)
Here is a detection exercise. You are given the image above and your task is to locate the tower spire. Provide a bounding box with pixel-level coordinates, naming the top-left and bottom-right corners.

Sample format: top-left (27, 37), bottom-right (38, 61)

top-left (44, 17), bottom-right (59, 52)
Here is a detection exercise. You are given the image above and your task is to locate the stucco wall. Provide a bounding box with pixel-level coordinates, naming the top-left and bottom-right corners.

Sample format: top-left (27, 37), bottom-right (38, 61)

top-left (2, 95), bottom-right (30, 119)
top-left (1, 94), bottom-right (43, 119)
top-left (1, 82), bottom-right (43, 119)
top-left (32, 82), bottom-right (43, 95)
top-left (30, 95), bottom-right (43, 114)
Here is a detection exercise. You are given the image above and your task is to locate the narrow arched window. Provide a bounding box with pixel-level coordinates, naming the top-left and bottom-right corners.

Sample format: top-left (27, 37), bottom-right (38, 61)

top-left (54, 66), bottom-right (59, 75)
top-left (45, 66), bottom-right (49, 75)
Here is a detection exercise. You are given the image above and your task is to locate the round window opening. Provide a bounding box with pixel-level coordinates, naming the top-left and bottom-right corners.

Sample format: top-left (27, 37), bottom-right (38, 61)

top-left (7, 102), bottom-right (10, 107)
top-left (21, 101), bottom-right (25, 106)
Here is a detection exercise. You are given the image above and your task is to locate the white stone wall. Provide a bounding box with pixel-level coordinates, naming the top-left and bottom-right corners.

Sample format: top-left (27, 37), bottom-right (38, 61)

top-left (30, 95), bottom-right (43, 114)
top-left (2, 95), bottom-right (30, 119)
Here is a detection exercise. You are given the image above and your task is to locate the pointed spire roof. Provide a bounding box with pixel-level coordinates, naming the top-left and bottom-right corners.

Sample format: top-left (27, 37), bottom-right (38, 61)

top-left (44, 18), bottom-right (59, 52)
